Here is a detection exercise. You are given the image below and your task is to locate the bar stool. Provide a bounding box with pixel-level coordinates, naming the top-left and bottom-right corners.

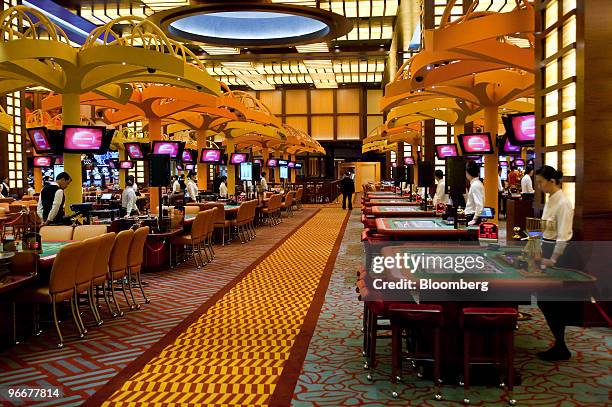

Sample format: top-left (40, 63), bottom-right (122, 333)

top-left (460, 307), bottom-right (518, 405)
top-left (389, 303), bottom-right (444, 400)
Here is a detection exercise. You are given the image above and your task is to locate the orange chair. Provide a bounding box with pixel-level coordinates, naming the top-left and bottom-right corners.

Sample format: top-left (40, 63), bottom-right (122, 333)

top-left (171, 211), bottom-right (207, 268)
top-left (294, 187), bottom-right (304, 210)
top-left (74, 236), bottom-right (103, 330)
top-left (72, 225), bottom-right (107, 241)
top-left (202, 208), bottom-right (217, 262)
top-left (39, 225), bottom-right (74, 242)
top-left (127, 226), bottom-right (151, 306)
top-left (108, 229), bottom-right (135, 315)
top-left (14, 242), bottom-right (85, 348)
top-left (206, 202), bottom-right (230, 246)
top-left (92, 232), bottom-right (116, 318)
top-left (281, 191), bottom-right (295, 218)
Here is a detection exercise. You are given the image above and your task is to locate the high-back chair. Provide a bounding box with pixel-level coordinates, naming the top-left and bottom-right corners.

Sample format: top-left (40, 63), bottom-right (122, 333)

top-left (281, 191), bottom-right (295, 217)
top-left (262, 194), bottom-right (281, 226)
top-left (72, 225), bottom-right (107, 241)
top-left (92, 232), bottom-right (116, 318)
top-left (14, 241), bottom-right (84, 348)
top-left (40, 225), bottom-right (74, 242)
top-left (127, 226), bottom-right (151, 306)
top-left (171, 211), bottom-right (206, 268)
top-left (295, 188), bottom-right (304, 210)
top-left (231, 201), bottom-right (252, 244)
top-left (202, 208), bottom-right (217, 261)
top-left (206, 202), bottom-right (229, 245)
top-left (108, 229), bottom-right (135, 315)
top-left (74, 236), bottom-right (102, 331)
top-left (184, 205), bottom-right (199, 215)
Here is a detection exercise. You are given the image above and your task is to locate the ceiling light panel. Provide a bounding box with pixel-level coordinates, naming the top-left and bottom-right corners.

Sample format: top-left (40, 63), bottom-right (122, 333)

top-left (295, 42), bottom-right (329, 53)
top-left (141, 0), bottom-right (189, 12)
top-left (200, 45), bottom-right (241, 55)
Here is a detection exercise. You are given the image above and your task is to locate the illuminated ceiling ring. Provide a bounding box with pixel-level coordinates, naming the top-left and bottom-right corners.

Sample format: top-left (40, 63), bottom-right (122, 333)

top-left (149, 2), bottom-right (352, 48)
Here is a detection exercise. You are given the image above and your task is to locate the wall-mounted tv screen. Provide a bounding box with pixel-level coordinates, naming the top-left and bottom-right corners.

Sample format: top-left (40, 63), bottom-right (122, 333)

top-left (200, 149), bottom-right (222, 163)
top-left (53, 155), bottom-right (63, 165)
top-left (254, 159), bottom-right (262, 165)
top-left (404, 156), bottom-right (415, 165)
top-left (240, 162), bottom-right (253, 181)
top-left (278, 159), bottom-right (288, 166)
top-left (294, 163), bottom-right (303, 169)
top-left (507, 113), bottom-right (535, 145)
top-left (499, 135), bottom-right (522, 154)
top-left (229, 153), bottom-right (248, 164)
top-left (125, 142), bottom-right (145, 160)
top-left (27, 127), bottom-right (53, 153)
top-left (499, 161), bottom-right (508, 167)
top-left (182, 149), bottom-right (197, 163)
top-left (458, 133), bottom-right (494, 155)
top-left (63, 126), bottom-right (109, 153)
top-left (435, 144), bottom-right (459, 159)
top-left (119, 161), bottom-right (134, 169)
top-left (108, 160), bottom-right (119, 169)
top-left (185, 164), bottom-right (195, 171)
top-left (288, 161), bottom-right (296, 168)
top-left (267, 158), bottom-right (278, 167)
top-left (513, 159), bottom-right (525, 167)
top-left (279, 166), bottom-right (289, 179)
top-left (33, 156), bottom-right (55, 167)
top-left (152, 141), bottom-right (183, 159)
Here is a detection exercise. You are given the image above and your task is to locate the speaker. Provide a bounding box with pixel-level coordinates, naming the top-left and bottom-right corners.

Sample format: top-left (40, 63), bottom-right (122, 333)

top-left (405, 165), bottom-right (414, 183)
top-left (445, 156), bottom-right (467, 195)
top-left (392, 165), bottom-right (407, 182)
top-left (418, 161), bottom-right (435, 187)
top-left (148, 154), bottom-right (171, 187)
top-left (252, 162), bottom-right (261, 182)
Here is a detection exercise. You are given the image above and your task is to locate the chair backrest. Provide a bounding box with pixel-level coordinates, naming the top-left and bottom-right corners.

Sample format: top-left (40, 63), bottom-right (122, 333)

top-left (284, 191), bottom-right (294, 207)
top-left (40, 225), bottom-right (74, 242)
top-left (128, 226), bottom-right (150, 268)
top-left (109, 229), bottom-right (134, 273)
top-left (191, 211), bottom-right (207, 241)
top-left (75, 236), bottom-right (101, 290)
top-left (49, 241), bottom-right (83, 296)
top-left (295, 188), bottom-right (303, 201)
top-left (207, 203), bottom-right (226, 224)
top-left (185, 205), bottom-right (199, 215)
top-left (92, 232), bottom-right (116, 281)
top-left (205, 208), bottom-right (217, 234)
top-left (0, 202), bottom-right (9, 211)
top-left (236, 202), bottom-right (249, 223)
top-left (72, 225), bottom-right (107, 241)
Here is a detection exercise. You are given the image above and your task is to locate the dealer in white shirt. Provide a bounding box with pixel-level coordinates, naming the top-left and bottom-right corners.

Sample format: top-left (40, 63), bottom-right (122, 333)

top-left (464, 160), bottom-right (485, 226)
top-left (121, 179), bottom-right (139, 217)
top-left (432, 169), bottom-right (449, 207)
top-left (185, 172), bottom-right (199, 203)
top-left (521, 165), bottom-right (535, 199)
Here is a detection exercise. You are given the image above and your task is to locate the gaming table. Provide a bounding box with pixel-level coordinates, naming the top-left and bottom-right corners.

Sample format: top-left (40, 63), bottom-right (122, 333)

top-left (375, 218), bottom-right (478, 240)
top-left (370, 206), bottom-right (435, 217)
top-left (367, 199), bottom-right (419, 206)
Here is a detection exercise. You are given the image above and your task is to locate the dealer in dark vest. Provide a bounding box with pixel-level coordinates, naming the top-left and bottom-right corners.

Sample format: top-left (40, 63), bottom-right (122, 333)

top-left (36, 172), bottom-right (72, 226)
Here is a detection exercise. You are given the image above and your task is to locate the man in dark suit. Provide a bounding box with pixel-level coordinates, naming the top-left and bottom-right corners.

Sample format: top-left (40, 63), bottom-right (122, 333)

top-left (340, 171), bottom-right (355, 210)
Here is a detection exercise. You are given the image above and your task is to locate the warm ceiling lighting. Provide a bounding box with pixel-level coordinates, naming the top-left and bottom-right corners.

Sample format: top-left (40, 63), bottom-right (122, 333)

top-left (303, 59), bottom-right (334, 69)
top-left (295, 42), bottom-right (329, 53)
top-left (200, 45), bottom-right (241, 55)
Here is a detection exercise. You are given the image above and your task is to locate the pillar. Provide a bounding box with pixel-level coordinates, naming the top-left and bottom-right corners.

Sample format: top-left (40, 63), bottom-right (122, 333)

top-left (62, 93), bottom-right (82, 213)
top-left (453, 121), bottom-right (465, 144)
top-left (196, 129), bottom-right (208, 191)
top-left (119, 148), bottom-right (126, 189)
top-left (484, 106), bottom-right (499, 220)
top-left (290, 154), bottom-right (296, 183)
top-left (262, 147), bottom-right (270, 181)
top-left (32, 150), bottom-right (43, 192)
top-left (148, 116), bottom-right (162, 212)
top-left (282, 153), bottom-right (289, 186)
top-left (226, 140), bottom-right (235, 195)
top-left (274, 150), bottom-right (281, 184)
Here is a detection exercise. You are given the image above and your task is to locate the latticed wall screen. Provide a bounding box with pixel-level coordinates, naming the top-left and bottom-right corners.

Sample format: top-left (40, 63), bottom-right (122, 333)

top-left (124, 121), bottom-right (146, 185)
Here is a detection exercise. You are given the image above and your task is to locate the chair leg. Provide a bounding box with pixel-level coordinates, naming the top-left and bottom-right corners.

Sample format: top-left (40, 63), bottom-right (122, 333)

top-left (120, 277), bottom-right (135, 310)
top-left (221, 227), bottom-right (226, 246)
top-left (135, 270), bottom-right (150, 304)
top-left (192, 244), bottom-right (201, 268)
top-left (506, 330), bottom-right (515, 406)
top-left (51, 298), bottom-right (64, 348)
top-left (209, 234), bottom-right (215, 257)
top-left (88, 287), bottom-right (103, 326)
top-left (199, 242), bottom-right (209, 265)
top-left (70, 293), bottom-right (86, 337)
top-left (463, 330), bottom-right (470, 405)
top-left (109, 279), bottom-right (124, 317)
top-left (101, 284), bottom-right (115, 317)
top-left (434, 326), bottom-right (442, 401)
top-left (126, 269), bottom-right (140, 310)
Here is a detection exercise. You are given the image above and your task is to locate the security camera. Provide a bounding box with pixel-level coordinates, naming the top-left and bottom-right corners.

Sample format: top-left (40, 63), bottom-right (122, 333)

top-left (147, 67), bottom-right (156, 74)
top-left (196, 85), bottom-right (202, 90)
top-left (415, 76), bottom-right (423, 82)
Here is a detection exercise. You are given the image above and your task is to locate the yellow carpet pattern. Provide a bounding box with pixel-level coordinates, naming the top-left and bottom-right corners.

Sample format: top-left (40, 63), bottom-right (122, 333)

top-left (103, 208), bottom-right (347, 406)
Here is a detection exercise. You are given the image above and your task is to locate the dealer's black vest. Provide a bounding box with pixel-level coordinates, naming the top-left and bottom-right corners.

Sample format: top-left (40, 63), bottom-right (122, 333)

top-left (40, 184), bottom-right (65, 222)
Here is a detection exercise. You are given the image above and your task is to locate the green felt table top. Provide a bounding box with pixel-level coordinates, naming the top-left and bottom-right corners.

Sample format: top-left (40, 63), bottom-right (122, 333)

top-left (379, 246), bottom-right (594, 282)
top-left (375, 206), bottom-right (428, 213)
top-left (382, 218), bottom-right (477, 230)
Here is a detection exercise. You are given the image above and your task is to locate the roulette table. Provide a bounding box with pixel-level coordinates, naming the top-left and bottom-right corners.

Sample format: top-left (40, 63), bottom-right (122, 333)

top-left (374, 218), bottom-right (478, 240)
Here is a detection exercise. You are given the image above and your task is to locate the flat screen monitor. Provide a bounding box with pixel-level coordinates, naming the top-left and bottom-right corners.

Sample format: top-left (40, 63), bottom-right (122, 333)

top-left (267, 158), bottom-right (278, 167)
top-left (53, 155), bottom-right (63, 165)
top-left (152, 141), bottom-right (182, 159)
top-left (288, 161), bottom-right (296, 168)
top-left (229, 153), bottom-right (248, 164)
top-left (185, 164), bottom-right (195, 171)
top-left (480, 207), bottom-right (495, 219)
top-left (240, 162), bottom-right (253, 181)
top-left (119, 160), bottom-right (134, 169)
top-left (295, 163), bottom-right (302, 169)
top-left (100, 193), bottom-right (113, 201)
top-left (435, 144), bottom-right (459, 159)
top-left (404, 156), bottom-right (415, 165)
top-left (33, 156), bottom-right (54, 167)
top-left (458, 133), bottom-right (494, 155)
top-left (254, 159), bottom-right (262, 165)
top-left (176, 164), bottom-right (183, 171)
top-left (200, 149), bottom-right (222, 163)
top-left (507, 113), bottom-right (535, 145)
top-left (182, 149), bottom-right (197, 163)
top-left (500, 135), bottom-right (522, 154)
top-left (108, 160), bottom-right (119, 169)
top-left (279, 166), bottom-right (288, 179)
top-left (278, 159), bottom-right (288, 166)
top-left (63, 126), bottom-right (109, 153)
top-left (27, 127), bottom-right (53, 153)
top-left (513, 158), bottom-right (525, 167)
top-left (124, 142), bottom-right (145, 160)
top-left (499, 161), bottom-right (508, 167)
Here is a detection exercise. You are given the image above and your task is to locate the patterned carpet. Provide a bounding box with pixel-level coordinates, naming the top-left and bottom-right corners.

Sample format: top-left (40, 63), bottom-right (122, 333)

top-left (0, 208), bottom-right (318, 407)
top-left (87, 208), bottom-right (349, 406)
top-left (292, 209), bottom-right (612, 406)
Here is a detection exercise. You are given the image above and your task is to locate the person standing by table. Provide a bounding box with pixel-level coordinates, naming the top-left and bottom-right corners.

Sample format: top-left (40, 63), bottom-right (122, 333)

top-left (0, 176), bottom-right (9, 198)
top-left (260, 172), bottom-right (269, 192)
top-left (185, 172), bottom-right (198, 203)
top-left (37, 172), bottom-right (72, 226)
top-left (465, 161), bottom-right (484, 225)
top-left (121, 178), bottom-right (139, 217)
top-left (219, 176), bottom-right (228, 198)
top-left (521, 165), bottom-right (535, 200)
top-left (171, 175), bottom-right (181, 194)
top-left (508, 165), bottom-right (519, 191)
top-left (432, 170), bottom-right (449, 207)
top-left (340, 171), bottom-right (355, 210)
top-left (535, 165), bottom-right (576, 361)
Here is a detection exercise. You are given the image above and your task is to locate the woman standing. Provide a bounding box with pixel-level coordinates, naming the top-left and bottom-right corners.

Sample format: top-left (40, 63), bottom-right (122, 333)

top-left (535, 165), bottom-right (576, 361)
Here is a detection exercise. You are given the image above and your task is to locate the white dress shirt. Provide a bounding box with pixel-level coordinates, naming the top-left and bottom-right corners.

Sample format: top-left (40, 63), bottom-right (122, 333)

top-left (172, 180), bottom-right (181, 194)
top-left (186, 180), bottom-right (198, 200)
top-left (260, 177), bottom-right (268, 191)
top-left (542, 189), bottom-right (574, 257)
top-left (465, 178), bottom-right (484, 217)
top-left (122, 186), bottom-right (138, 215)
top-left (36, 182), bottom-right (64, 222)
top-left (521, 174), bottom-right (534, 194)
top-left (219, 182), bottom-right (228, 198)
top-left (432, 179), bottom-right (449, 207)
top-left (27, 186), bottom-right (35, 196)
top-left (498, 175), bottom-right (503, 192)
top-left (133, 182), bottom-right (138, 192)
